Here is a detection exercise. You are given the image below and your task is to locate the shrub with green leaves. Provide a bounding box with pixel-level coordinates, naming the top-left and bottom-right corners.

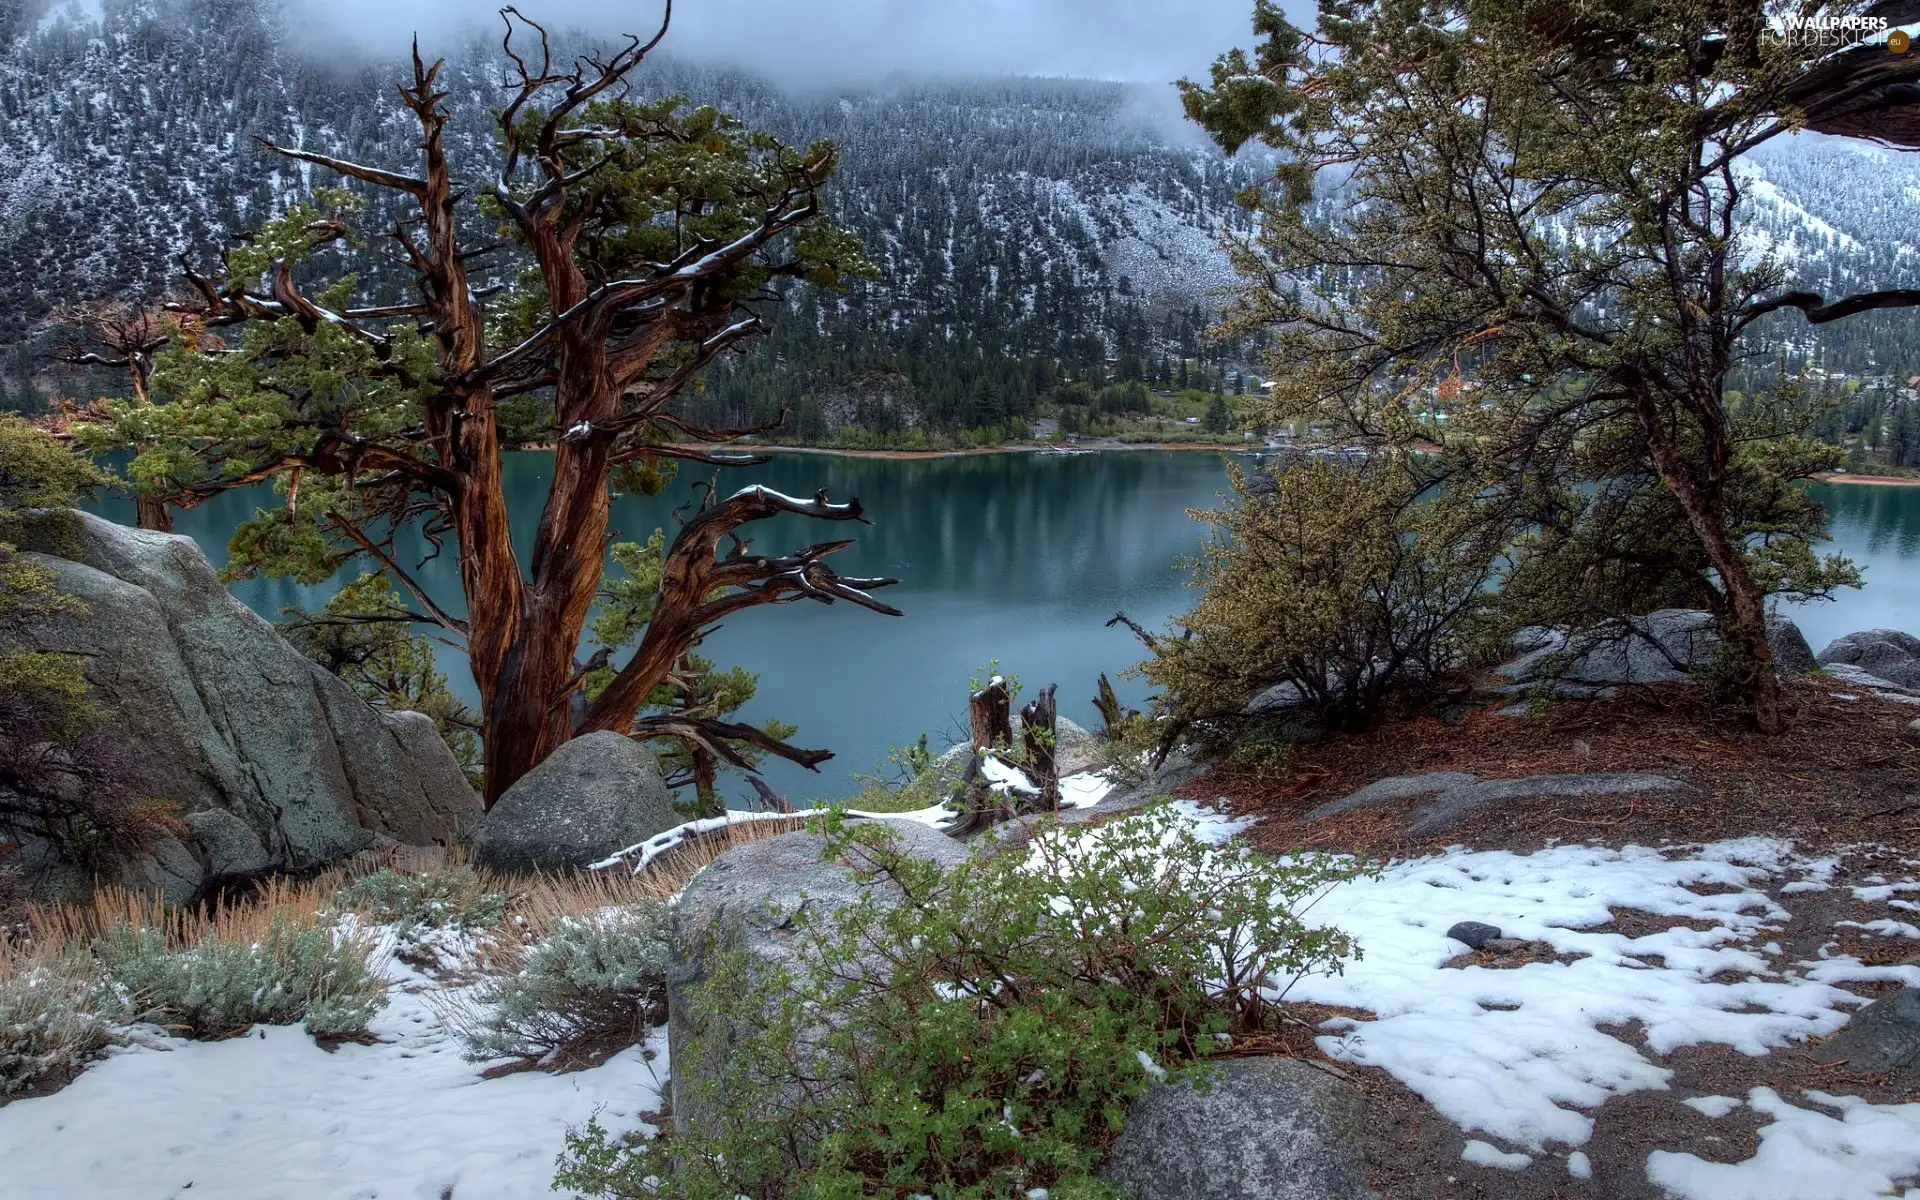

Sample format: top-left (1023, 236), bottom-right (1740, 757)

top-left (334, 866), bottom-right (506, 944)
top-left (557, 804), bottom-right (1362, 1199)
top-left (464, 902), bottom-right (670, 1066)
top-left (0, 955), bottom-right (111, 1096)
top-left (1142, 460), bottom-right (1509, 733)
top-left (91, 915), bottom-right (386, 1039)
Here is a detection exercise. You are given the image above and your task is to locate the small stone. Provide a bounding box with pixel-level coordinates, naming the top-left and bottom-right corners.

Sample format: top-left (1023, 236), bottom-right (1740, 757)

top-left (1907, 718), bottom-right (1920, 733)
top-left (1571, 739), bottom-right (1593, 759)
top-left (1447, 921), bottom-right (1503, 950)
top-left (1483, 938), bottom-right (1529, 955)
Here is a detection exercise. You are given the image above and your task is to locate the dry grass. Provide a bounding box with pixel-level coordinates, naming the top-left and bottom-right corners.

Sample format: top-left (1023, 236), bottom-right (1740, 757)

top-left (3, 811), bottom-right (812, 985)
top-left (24, 877), bottom-right (338, 963)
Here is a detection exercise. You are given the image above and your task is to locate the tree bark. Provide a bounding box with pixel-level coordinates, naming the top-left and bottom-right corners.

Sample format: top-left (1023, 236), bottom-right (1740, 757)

top-left (1092, 673), bottom-right (1124, 740)
top-left (1636, 397), bottom-right (1783, 733)
top-left (969, 678), bottom-right (1013, 753)
top-left (1020, 683), bottom-right (1060, 810)
top-left (135, 492), bottom-right (172, 533)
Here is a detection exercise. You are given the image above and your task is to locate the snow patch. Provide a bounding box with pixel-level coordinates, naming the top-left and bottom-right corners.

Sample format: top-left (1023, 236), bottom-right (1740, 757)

top-left (1462, 1139), bottom-right (1533, 1170)
top-left (0, 929), bottom-right (668, 1200)
top-left (1288, 839), bottom-right (1867, 1152)
top-left (1646, 1088), bottom-right (1920, 1200)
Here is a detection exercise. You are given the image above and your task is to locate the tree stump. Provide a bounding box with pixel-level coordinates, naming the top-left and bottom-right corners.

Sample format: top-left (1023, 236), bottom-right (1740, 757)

top-left (1093, 672), bottom-right (1124, 740)
top-left (1020, 683), bottom-right (1060, 810)
top-left (944, 752), bottom-right (1015, 838)
top-left (969, 677), bottom-right (1014, 753)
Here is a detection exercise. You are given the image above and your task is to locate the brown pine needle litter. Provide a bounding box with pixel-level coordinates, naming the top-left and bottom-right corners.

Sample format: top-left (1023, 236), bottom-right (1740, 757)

top-left (1192, 680), bottom-right (1920, 859)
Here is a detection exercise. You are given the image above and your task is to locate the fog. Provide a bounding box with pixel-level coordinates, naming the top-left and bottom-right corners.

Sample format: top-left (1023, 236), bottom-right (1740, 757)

top-left (290, 0), bottom-right (1289, 88)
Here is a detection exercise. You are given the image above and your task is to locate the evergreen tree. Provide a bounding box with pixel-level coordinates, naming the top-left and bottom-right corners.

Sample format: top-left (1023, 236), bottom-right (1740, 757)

top-left (1182, 0), bottom-right (1880, 731)
top-left (76, 16), bottom-right (897, 804)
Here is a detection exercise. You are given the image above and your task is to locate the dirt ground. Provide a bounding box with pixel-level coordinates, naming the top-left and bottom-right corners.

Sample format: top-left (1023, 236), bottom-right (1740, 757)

top-left (1181, 681), bottom-right (1920, 1200)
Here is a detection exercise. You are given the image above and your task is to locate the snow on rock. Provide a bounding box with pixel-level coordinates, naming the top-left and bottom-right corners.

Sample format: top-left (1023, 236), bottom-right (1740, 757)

top-left (593, 808), bottom-right (822, 873)
top-left (1646, 1088), bottom-right (1920, 1200)
top-left (0, 936), bottom-right (667, 1200)
top-left (1282, 838), bottom-right (1873, 1153)
top-left (980, 752), bottom-right (1041, 796)
top-left (1059, 771), bottom-right (1114, 810)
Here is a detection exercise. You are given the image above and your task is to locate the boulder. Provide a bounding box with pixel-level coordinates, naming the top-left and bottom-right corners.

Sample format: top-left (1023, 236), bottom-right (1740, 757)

top-left (1817, 629), bottom-right (1920, 691)
top-left (183, 808), bottom-right (272, 880)
top-left (1101, 1056), bottom-right (1377, 1200)
top-left (470, 731), bottom-right (678, 873)
top-left (1811, 987), bottom-right (1920, 1076)
top-left (1768, 617), bottom-right (1820, 674)
top-left (314, 683), bottom-right (480, 846)
top-left (1820, 662), bottom-right (1918, 698)
top-left (117, 835), bottom-right (205, 907)
top-left (1493, 609), bottom-right (1816, 686)
top-left (1305, 771), bottom-right (1687, 836)
top-left (667, 821), bottom-right (970, 1140)
top-left (3, 512), bottom-right (479, 901)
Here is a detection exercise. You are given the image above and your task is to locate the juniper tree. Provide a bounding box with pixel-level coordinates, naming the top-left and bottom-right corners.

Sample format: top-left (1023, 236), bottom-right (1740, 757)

top-left (1179, 0), bottom-right (1917, 731)
top-left (75, 9), bottom-right (898, 803)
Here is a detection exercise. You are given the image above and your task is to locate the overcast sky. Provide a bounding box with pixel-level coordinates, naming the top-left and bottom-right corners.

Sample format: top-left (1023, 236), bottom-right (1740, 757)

top-left (299, 0), bottom-right (1284, 88)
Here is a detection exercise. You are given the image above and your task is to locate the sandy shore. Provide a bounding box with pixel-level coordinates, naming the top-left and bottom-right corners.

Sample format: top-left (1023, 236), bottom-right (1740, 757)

top-left (1811, 471), bottom-right (1920, 487)
top-left (670, 440), bottom-right (1254, 461)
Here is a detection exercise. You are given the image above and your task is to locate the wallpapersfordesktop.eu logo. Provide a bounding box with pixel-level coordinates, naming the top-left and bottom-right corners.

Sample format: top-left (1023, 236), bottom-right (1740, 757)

top-left (1765, 12), bottom-right (1908, 52)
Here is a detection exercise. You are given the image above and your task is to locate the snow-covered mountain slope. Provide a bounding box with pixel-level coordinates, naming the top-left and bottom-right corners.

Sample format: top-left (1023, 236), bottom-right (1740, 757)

top-left (0, 0), bottom-right (1257, 395)
top-left (0, 0), bottom-right (1913, 410)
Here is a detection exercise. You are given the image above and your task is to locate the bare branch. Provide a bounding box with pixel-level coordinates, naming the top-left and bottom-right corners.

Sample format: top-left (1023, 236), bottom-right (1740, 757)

top-left (1739, 288), bottom-right (1920, 329)
top-left (1105, 610), bottom-right (1161, 651)
top-left (258, 138), bottom-right (428, 195)
top-left (627, 713), bottom-right (833, 773)
top-left (327, 514), bottom-right (470, 638)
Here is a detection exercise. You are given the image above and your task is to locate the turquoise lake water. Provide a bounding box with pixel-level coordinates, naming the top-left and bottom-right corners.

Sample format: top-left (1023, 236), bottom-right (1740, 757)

top-left (91, 454), bottom-right (1920, 804)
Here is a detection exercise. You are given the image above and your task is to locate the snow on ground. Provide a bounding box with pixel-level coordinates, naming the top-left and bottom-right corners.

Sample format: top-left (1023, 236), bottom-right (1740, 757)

top-left (1647, 1089), bottom-right (1920, 1200)
top-left (0, 933), bottom-right (667, 1200)
top-left (1244, 830), bottom-right (1920, 1195)
top-left (5, 800), bottom-right (1914, 1199)
top-left (1280, 839), bottom-right (1916, 1152)
top-left (852, 769), bottom-right (1116, 830)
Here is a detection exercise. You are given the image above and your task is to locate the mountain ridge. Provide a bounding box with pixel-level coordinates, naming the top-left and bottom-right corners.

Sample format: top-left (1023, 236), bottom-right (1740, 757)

top-left (1, 0), bottom-right (1913, 428)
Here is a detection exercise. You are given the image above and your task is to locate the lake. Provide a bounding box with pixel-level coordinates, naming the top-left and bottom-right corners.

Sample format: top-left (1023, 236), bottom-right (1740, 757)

top-left (90, 454), bottom-right (1920, 805)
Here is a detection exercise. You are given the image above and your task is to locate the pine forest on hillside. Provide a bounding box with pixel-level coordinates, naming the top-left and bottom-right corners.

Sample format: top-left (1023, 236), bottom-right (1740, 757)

top-left (4, 0), bottom-right (1920, 460)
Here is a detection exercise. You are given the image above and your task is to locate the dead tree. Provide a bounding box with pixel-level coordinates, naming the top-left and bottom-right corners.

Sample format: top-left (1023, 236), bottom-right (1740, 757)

top-left (1092, 672), bottom-right (1125, 740)
top-left (45, 301), bottom-right (175, 531)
